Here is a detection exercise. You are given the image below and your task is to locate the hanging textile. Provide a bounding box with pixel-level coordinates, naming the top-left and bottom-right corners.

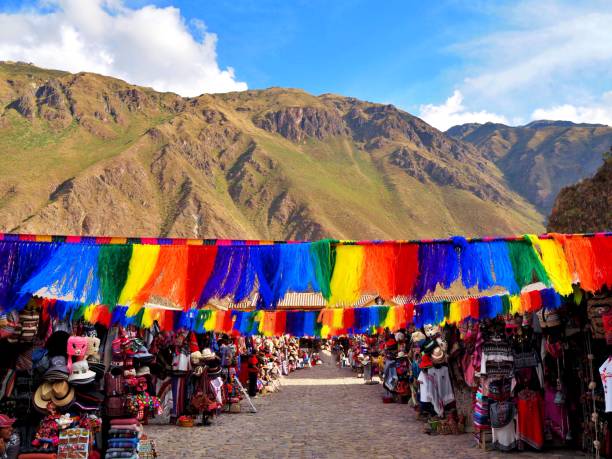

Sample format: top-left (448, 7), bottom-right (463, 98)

top-left (329, 245), bottom-right (365, 306)
top-left (118, 244), bottom-right (160, 307)
top-left (527, 236), bottom-right (573, 296)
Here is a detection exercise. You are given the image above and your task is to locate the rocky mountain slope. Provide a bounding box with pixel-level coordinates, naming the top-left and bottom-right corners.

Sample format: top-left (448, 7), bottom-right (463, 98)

top-left (547, 154), bottom-right (612, 233)
top-left (0, 62), bottom-right (543, 240)
top-left (447, 121), bottom-right (611, 213)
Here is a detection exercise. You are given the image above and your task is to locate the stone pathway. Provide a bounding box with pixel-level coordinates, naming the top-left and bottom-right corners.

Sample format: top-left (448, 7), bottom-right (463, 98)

top-left (145, 353), bottom-right (584, 459)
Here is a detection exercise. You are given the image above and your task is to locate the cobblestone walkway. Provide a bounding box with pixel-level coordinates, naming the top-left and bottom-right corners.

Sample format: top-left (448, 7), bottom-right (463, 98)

top-left (145, 354), bottom-right (583, 459)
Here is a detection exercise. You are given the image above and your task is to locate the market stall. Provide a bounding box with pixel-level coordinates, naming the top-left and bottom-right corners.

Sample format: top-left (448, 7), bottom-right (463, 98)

top-left (0, 232), bottom-right (610, 458)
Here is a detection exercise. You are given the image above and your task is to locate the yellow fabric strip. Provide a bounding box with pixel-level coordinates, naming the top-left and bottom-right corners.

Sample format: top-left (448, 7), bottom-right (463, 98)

top-left (510, 295), bottom-right (522, 314)
top-left (204, 311), bottom-right (217, 332)
top-left (83, 304), bottom-right (97, 323)
top-left (329, 245), bottom-right (365, 306)
top-left (527, 235), bottom-right (573, 295)
top-left (448, 301), bottom-right (462, 324)
top-left (118, 244), bottom-right (161, 307)
top-left (332, 308), bottom-right (344, 329)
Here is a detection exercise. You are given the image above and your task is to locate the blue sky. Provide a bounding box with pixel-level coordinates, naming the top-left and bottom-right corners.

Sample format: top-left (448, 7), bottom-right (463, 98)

top-left (1, 0), bottom-right (611, 129)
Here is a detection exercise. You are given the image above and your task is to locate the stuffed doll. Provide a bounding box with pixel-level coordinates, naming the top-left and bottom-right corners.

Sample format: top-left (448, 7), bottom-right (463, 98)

top-left (66, 336), bottom-right (88, 372)
top-left (86, 336), bottom-right (101, 363)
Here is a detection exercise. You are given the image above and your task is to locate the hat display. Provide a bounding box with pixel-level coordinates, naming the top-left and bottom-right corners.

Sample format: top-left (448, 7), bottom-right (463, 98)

top-left (33, 382), bottom-right (53, 412)
top-left (52, 384), bottom-right (75, 408)
top-left (52, 381), bottom-right (70, 399)
top-left (411, 331), bottom-right (426, 344)
top-left (131, 338), bottom-right (154, 362)
top-left (44, 356), bottom-right (69, 381)
top-left (34, 381), bottom-right (75, 412)
top-left (89, 362), bottom-right (106, 380)
top-left (201, 348), bottom-right (216, 361)
top-left (75, 389), bottom-right (104, 411)
top-left (68, 360), bottom-right (95, 385)
top-left (136, 366), bottom-right (151, 377)
top-left (431, 347), bottom-right (446, 365)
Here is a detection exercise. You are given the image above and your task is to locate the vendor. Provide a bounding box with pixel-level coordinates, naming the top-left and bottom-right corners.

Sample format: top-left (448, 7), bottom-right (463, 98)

top-left (247, 350), bottom-right (259, 397)
top-left (0, 414), bottom-right (19, 459)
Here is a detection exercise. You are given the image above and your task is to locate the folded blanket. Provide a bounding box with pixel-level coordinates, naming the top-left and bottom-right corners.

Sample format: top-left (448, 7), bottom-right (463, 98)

top-left (110, 424), bottom-right (142, 432)
top-left (104, 453), bottom-right (137, 459)
top-left (108, 438), bottom-right (138, 444)
top-left (108, 441), bottom-right (139, 448)
top-left (110, 417), bottom-right (139, 426)
top-left (108, 429), bottom-right (139, 437)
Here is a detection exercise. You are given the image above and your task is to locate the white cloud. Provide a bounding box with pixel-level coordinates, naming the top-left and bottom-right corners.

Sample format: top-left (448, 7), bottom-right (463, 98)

top-left (445, 0), bottom-right (612, 125)
top-left (0, 0), bottom-right (247, 96)
top-left (419, 90), bottom-right (509, 131)
top-left (531, 91), bottom-right (612, 126)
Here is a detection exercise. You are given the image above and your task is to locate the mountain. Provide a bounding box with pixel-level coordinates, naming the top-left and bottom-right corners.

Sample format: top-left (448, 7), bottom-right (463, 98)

top-left (547, 155), bottom-right (612, 233)
top-left (447, 121), bottom-right (612, 214)
top-left (0, 62), bottom-right (543, 240)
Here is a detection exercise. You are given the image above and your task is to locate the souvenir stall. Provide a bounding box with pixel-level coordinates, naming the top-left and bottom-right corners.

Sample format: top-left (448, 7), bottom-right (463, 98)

top-left (332, 290), bottom-right (612, 456)
top-left (0, 232), bottom-right (610, 458)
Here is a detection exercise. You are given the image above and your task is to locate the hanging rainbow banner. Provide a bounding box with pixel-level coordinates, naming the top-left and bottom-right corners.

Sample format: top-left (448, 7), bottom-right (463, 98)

top-left (35, 288), bottom-right (563, 337)
top-left (0, 232), bottom-right (610, 314)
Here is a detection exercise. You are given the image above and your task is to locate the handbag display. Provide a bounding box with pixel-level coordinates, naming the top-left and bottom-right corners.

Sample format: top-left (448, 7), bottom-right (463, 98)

top-left (105, 373), bottom-right (124, 396)
top-left (105, 395), bottom-right (126, 417)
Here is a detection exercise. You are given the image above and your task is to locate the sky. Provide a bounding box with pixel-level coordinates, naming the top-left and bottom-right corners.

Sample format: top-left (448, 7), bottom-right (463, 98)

top-left (0, 0), bottom-right (611, 130)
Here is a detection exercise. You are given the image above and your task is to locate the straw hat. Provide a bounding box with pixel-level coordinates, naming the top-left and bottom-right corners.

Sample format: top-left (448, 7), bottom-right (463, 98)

top-left (201, 349), bottom-right (216, 361)
top-left (34, 381), bottom-right (75, 411)
top-left (34, 382), bottom-right (53, 411)
top-left (431, 347), bottom-right (446, 365)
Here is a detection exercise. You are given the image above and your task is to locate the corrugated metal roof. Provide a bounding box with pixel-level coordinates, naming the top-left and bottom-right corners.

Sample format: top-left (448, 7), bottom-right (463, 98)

top-left (225, 288), bottom-right (509, 311)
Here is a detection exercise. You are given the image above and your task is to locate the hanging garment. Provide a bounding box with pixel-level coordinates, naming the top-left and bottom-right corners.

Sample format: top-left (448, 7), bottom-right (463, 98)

top-left (429, 365), bottom-right (455, 416)
top-left (473, 388), bottom-right (491, 430)
top-left (492, 421), bottom-right (517, 452)
top-left (517, 389), bottom-right (544, 450)
top-left (489, 384), bottom-right (515, 452)
top-left (544, 385), bottom-right (569, 441)
top-left (171, 375), bottom-right (187, 418)
top-left (600, 356), bottom-right (612, 412)
top-left (210, 376), bottom-right (224, 404)
top-left (383, 360), bottom-right (398, 393)
top-left (417, 370), bottom-right (431, 403)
